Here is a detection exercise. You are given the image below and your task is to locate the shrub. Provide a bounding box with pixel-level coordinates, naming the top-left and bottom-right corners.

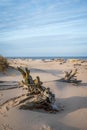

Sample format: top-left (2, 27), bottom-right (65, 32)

top-left (0, 56), bottom-right (9, 72)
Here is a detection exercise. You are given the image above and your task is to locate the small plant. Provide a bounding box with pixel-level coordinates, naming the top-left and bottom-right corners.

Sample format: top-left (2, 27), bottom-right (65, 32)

top-left (0, 55), bottom-right (9, 72)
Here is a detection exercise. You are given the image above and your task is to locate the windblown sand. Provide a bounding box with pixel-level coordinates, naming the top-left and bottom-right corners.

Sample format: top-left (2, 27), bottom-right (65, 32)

top-left (0, 58), bottom-right (87, 130)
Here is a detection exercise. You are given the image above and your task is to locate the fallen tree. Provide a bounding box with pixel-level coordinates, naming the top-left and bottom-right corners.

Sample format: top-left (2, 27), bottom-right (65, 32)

top-left (59, 69), bottom-right (82, 84)
top-left (17, 67), bottom-right (63, 113)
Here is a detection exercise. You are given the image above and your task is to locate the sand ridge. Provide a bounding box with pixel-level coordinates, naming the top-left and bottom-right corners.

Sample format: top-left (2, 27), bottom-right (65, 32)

top-left (0, 58), bottom-right (87, 130)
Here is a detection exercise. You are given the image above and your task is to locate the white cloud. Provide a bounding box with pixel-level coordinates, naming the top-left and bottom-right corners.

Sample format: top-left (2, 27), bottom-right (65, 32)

top-left (0, 0), bottom-right (87, 56)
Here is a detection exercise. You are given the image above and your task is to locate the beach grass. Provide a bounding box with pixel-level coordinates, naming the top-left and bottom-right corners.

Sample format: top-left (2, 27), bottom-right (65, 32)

top-left (0, 56), bottom-right (9, 72)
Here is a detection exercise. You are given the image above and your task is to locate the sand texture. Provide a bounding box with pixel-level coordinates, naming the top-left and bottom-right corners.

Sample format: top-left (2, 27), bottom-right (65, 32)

top-left (0, 58), bottom-right (87, 130)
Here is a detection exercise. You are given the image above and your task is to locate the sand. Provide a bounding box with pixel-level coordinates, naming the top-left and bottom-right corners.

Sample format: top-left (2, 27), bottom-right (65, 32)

top-left (0, 58), bottom-right (87, 130)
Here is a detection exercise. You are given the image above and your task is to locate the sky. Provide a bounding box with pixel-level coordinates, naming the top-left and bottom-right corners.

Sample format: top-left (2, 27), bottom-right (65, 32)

top-left (0, 0), bottom-right (87, 57)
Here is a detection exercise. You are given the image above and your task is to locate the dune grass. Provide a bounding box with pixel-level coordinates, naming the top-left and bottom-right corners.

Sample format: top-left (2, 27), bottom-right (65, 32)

top-left (0, 56), bottom-right (9, 72)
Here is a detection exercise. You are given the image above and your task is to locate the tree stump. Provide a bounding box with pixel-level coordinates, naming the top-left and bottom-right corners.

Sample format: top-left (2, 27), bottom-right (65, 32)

top-left (59, 69), bottom-right (82, 84)
top-left (17, 67), bottom-right (64, 113)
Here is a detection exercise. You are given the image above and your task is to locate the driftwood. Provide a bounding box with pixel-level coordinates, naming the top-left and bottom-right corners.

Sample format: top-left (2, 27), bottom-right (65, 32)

top-left (17, 67), bottom-right (63, 112)
top-left (59, 69), bottom-right (82, 84)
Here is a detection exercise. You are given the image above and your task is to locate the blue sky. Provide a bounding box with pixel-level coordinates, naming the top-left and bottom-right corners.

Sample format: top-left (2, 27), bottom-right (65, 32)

top-left (0, 0), bottom-right (87, 57)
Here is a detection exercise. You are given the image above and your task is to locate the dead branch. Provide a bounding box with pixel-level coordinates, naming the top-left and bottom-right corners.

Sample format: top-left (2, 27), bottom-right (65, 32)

top-left (60, 69), bottom-right (82, 84)
top-left (17, 67), bottom-right (63, 112)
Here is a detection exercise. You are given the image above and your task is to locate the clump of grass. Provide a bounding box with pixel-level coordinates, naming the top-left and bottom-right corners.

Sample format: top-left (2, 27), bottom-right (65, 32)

top-left (0, 56), bottom-right (9, 72)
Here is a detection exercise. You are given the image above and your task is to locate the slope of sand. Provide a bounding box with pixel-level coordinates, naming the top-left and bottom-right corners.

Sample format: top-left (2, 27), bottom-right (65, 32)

top-left (0, 58), bottom-right (87, 130)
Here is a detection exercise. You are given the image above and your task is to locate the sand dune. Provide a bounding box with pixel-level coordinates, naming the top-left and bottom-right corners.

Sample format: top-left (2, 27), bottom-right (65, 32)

top-left (0, 59), bottom-right (87, 130)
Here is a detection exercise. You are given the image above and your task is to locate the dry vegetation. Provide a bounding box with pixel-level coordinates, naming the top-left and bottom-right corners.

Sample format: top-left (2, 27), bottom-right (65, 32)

top-left (0, 56), bottom-right (9, 72)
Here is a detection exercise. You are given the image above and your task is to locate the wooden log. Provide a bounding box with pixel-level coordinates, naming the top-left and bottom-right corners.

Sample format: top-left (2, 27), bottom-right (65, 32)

top-left (59, 69), bottom-right (82, 84)
top-left (17, 67), bottom-right (63, 112)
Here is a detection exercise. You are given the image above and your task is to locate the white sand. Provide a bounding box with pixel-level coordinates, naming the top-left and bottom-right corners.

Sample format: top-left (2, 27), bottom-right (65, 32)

top-left (0, 59), bottom-right (87, 130)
